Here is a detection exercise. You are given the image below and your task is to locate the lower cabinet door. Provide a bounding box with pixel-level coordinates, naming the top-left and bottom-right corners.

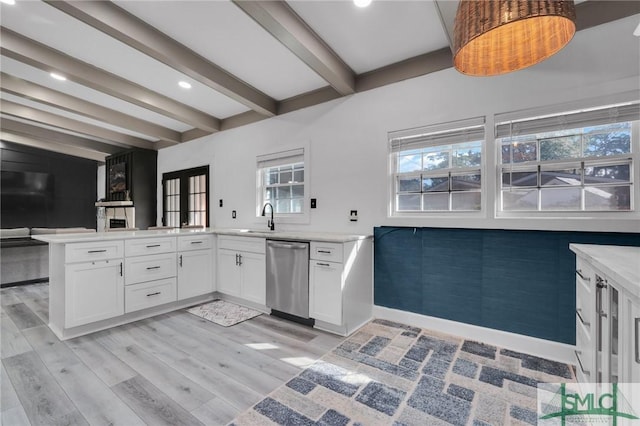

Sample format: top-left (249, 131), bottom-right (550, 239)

top-left (177, 249), bottom-right (213, 300)
top-left (65, 260), bottom-right (124, 328)
top-left (309, 260), bottom-right (343, 325)
top-left (217, 249), bottom-right (241, 297)
top-left (125, 278), bottom-right (177, 313)
top-left (240, 251), bottom-right (265, 305)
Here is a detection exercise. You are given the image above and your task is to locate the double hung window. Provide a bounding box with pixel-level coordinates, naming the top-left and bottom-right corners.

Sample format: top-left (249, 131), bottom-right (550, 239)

top-left (390, 117), bottom-right (485, 213)
top-left (257, 148), bottom-right (305, 215)
top-left (496, 103), bottom-right (638, 212)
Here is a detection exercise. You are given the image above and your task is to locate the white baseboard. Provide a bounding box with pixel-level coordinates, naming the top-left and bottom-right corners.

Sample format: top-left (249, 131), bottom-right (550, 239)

top-left (373, 305), bottom-right (576, 365)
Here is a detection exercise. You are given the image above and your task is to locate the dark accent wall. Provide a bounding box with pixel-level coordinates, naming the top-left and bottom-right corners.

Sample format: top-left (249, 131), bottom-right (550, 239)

top-left (374, 226), bottom-right (640, 345)
top-left (0, 141), bottom-right (97, 229)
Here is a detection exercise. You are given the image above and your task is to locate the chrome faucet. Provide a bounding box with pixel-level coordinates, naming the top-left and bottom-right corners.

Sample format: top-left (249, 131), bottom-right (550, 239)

top-left (261, 202), bottom-right (275, 231)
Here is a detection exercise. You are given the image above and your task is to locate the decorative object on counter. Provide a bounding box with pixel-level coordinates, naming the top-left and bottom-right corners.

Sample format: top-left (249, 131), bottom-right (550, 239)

top-left (187, 299), bottom-right (261, 327)
top-left (453, 0), bottom-right (576, 76)
top-left (232, 319), bottom-right (574, 425)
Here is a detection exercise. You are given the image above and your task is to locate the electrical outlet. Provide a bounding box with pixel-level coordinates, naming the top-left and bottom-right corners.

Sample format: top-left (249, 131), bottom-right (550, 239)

top-left (232, 210), bottom-right (236, 219)
top-left (350, 210), bottom-right (358, 222)
top-left (219, 199), bottom-right (223, 207)
top-left (311, 198), bottom-right (317, 209)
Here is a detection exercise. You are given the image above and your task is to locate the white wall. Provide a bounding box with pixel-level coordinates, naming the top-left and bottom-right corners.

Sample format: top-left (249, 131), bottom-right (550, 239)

top-left (157, 15), bottom-right (640, 234)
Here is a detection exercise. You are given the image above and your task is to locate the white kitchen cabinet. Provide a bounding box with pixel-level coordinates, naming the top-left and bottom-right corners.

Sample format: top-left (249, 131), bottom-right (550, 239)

top-left (571, 244), bottom-right (640, 390)
top-left (178, 249), bottom-right (213, 299)
top-left (308, 239), bottom-right (373, 336)
top-left (216, 236), bottom-right (265, 305)
top-left (65, 259), bottom-right (124, 328)
top-left (177, 234), bottom-right (214, 300)
top-left (309, 259), bottom-right (343, 325)
top-left (124, 236), bottom-right (178, 313)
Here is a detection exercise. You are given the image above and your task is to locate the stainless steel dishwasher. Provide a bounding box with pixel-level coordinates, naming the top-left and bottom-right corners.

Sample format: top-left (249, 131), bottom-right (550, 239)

top-left (266, 240), bottom-right (311, 323)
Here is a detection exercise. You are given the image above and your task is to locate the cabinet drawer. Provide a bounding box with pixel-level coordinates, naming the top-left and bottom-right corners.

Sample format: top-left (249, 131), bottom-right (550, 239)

top-left (576, 257), bottom-right (594, 287)
top-left (125, 237), bottom-right (176, 256)
top-left (177, 234), bottom-right (213, 252)
top-left (576, 278), bottom-right (593, 332)
top-left (125, 278), bottom-right (177, 313)
top-left (217, 236), bottom-right (265, 254)
top-left (575, 318), bottom-right (593, 382)
top-left (65, 240), bottom-right (124, 263)
top-left (310, 242), bottom-right (343, 263)
top-left (125, 252), bottom-right (176, 285)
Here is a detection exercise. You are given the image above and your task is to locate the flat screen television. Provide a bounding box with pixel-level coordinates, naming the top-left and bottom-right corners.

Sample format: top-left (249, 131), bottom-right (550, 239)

top-left (0, 170), bottom-right (54, 211)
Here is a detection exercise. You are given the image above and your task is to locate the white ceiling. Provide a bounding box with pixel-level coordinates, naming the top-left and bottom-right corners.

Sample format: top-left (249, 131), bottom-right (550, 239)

top-left (0, 0), bottom-right (637, 162)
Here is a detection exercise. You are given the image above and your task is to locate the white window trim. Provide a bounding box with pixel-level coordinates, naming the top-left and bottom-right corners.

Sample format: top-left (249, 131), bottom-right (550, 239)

top-left (494, 106), bottom-right (639, 220)
top-left (255, 141), bottom-right (310, 225)
top-left (388, 117), bottom-right (487, 218)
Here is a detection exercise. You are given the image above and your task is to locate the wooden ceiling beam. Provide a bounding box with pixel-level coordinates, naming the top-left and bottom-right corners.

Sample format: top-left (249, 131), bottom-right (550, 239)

top-left (0, 27), bottom-right (221, 133)
top-left (0, 73), bottom-right (180, 145)
top-left (46, 0), bottom-right (277, 117)
top-left (1, 99), bottom-right (155, 150)
top-left (0, 130), bottom-right (108, 162)
top-left (0, 117), bottom-right (122, 155)
top-left (233, 0), bottom-right (355, 96)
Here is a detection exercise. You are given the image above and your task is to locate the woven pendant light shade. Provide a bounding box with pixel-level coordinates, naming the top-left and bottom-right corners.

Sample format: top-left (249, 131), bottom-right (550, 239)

top-left (453, 0), bottom-right (576, 76)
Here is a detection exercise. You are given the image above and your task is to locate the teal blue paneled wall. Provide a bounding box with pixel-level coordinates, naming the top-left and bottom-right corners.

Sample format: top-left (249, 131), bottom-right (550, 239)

top-left (374, 227), bottom-right (640, 344)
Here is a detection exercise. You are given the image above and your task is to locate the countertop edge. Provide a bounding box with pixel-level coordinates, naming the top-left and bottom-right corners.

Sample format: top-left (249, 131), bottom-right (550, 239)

top-left (570, 243), bottom-right (640, 300)
top-left (31, 228), bottom-right (372, 244)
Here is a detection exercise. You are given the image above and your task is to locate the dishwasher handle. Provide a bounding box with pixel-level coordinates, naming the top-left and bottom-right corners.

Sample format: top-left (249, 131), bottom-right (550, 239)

top-left (268, 242), bottom-right (308, 250)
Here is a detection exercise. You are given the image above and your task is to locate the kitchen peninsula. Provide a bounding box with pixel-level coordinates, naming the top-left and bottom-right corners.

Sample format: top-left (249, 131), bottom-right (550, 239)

top-left (33, 228), bottom-right (372, 340)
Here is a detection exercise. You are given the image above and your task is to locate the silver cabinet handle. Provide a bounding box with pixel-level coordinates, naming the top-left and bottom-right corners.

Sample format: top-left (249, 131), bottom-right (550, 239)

top-left (146, 292), bottom-right (161, 297)
top-left (576, 308), bottom-right (590, 327)
top-left (179, 255), bottom-right (183, 267)
top-left (635, 318), bottom-right (640, 364)
top-left (238, 254), bottom-right (242, 266)
top-left (88, 249), bottom-right (107, 253)
top-left (146, 244), bottom-right (161, 248)
top-left (190, 241), bottom-right (203, 244)
top-left (576, 269), bottom-right (590, 282)
top-left (317, 262), bottom-right (331, 267)
top-left (146, 266), bottom-right (160, 270)
top-left (574, 350), bottom-right (590, 375)
top-left (235, 253), bottom-right (239, 266)
top-left (119, 262), bottom-right (123, 276)
top-left (318, 250), bottom-right (332, 254)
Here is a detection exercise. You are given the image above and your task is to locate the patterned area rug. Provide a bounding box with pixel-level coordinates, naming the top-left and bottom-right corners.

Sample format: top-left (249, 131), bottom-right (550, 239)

top-left (187, 299), bottom-right (262, 327)
top-left (230, 319), bottom-right (575, 425)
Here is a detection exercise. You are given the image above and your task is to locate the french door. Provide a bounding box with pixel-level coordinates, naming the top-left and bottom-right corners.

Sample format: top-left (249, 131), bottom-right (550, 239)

top-left (162, 166), bottom-right (209, 228)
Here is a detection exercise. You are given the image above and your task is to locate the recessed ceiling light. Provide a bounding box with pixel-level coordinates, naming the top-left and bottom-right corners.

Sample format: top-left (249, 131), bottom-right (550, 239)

top-left (0, 0), bottom-right (16, 5)
top-left (50, 72), bottom-right (67, 81)
top-left (353, 0), bottom-right (371, 7)
top-left (178, 81), bottom-right (192, 89)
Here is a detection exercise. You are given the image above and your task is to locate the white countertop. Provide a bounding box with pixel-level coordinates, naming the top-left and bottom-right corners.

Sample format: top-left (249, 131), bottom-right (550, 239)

top-left (570, 243), bottom-right (640, 300)
top-left (32, 227), bottom-right (371, 244)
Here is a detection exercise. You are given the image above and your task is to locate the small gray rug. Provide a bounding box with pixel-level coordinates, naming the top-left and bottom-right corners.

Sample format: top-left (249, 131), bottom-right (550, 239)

top-left (187, 299), bottom-right (262, 327)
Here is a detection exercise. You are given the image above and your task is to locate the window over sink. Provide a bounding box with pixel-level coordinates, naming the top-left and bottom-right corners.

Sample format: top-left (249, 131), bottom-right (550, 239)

top-left (256, 147), bottom-right (308, 220)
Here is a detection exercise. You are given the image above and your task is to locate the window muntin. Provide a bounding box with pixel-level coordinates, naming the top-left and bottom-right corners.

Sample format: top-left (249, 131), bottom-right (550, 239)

top-left (499, 122), bottom-right (633, 212)
top-left (257, 148), bottom-right (305, 216)
top-left (263, 162), bottom-right (305, 214)
top-left (393, 139), bottom-right (483, 212)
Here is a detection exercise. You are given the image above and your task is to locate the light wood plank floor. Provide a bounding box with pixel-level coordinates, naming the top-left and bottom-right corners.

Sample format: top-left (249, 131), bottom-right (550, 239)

top-left (0, 283), bottom-right (344, 425)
